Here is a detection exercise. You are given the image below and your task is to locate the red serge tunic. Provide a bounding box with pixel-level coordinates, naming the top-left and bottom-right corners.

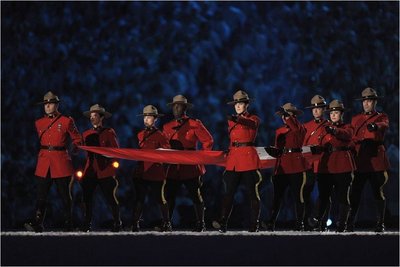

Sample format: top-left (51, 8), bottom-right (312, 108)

top-left (82, 127), bottom-right (119, 179)
top-left (35, 113), bottom-right (82, 178)
top-left (225, 112), bottom-right (261, 171)
top-left (316, 122), bottom-right (356, 174)
top-left (274, 116), bottom-right (309, 175)
top-left (303, 118), bottom-right (328, 173)
top-left (163, 115), bottom-right (213, 180)
top-left (136, 128), bottom-right (170, 181)
top-left (351, 112), bottom-right (390, 172)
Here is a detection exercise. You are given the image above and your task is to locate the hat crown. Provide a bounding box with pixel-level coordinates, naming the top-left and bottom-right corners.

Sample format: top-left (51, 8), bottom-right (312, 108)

top-left (143, 105), bottom-right (158, 115)
top-left (233, 90), bottom-right (249, 101)
top-left (328, 99), bottom-right (345, 110)
top-left (89, 104), bottom-right (106, 113)
top-left (361, 87), bottom-right (378, 98)
top-left (43, 91), bottom-right (59, 102)
top-left (310, 95), bottom-right (326, 105)
top-left (172, 95), bottom-right (188, 104)
top-left (282, 102), bottom-right (297, 111)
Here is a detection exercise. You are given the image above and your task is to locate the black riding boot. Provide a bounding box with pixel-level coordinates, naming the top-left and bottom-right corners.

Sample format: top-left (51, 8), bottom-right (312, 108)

top-left (193, 203), bottom-right (206, 232)
top-left (24, 209), bottom-right (46, 233)
top-left (131, 203), bottom-right (143, 232)
top-left (295, 202), bottom-right (305, 231)
top-left (249, 200), bottom-right (260, 232)
top-left (336, 204), bottom-right (351, 232)
top-left (375, 200), bottom-right (386, 232)
top-left (160, 203), bottom-right (172, 232)
top-left (212, 196), bottom-right (232, 233)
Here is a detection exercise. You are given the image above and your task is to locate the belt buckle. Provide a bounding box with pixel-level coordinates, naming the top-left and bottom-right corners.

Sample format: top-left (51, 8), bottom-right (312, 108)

top-left (48, 146), bottom-right (54, 151)
top-left (233, 141), bottom-right (239, 147)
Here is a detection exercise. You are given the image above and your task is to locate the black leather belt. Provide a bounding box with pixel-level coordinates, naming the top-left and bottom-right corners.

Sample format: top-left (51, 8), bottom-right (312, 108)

top-left (282, 147), bottom-right (302, 153)
top-left (331, 146), bottom-right (350, 152)
top-left (40, 145), bottom-right (66, 151)
top-left (231, 141), bottom-right (254, 147)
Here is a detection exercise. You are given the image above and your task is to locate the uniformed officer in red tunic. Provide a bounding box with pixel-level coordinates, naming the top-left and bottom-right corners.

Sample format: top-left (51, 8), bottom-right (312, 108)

top-left (132, 105), bottom-right (172, 232)
top-left (264, 103), bottom-right (309, 231)
top-left (212, 90), bottom-right (263, 232)
top-left (348, 88), bottom-right (390, 232)
top-left (302, 95), bottom-right (329, 230)
top-left (313, 100), bottom-right (356, 232)
top-left (24, 91), bottom-right (82, 232)
top-left (80, 104), bottom-right (121, 232)
top-left (163, 95), bottom-right (213, 232)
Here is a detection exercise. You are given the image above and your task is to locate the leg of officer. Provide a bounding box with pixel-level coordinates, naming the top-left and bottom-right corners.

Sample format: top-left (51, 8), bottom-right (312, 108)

top-left (335, 172), bottom-right (353, 232)
top-left (54, 176), bottom-right (73, 231)
top-left (184, 176), bottom-right (206, 232)
top-left (303, 170), bottom-right (317, 230)
top-left (80, 176), bottom-right (97, 232)
top-left (315, 174), bottom-right (334, 231)
top-left (213, 171), bottom-right (240, 232)
top-left (165, 179), bottom-right (181, 218)
top-left (348, 171), bottom-right (368, 231)
top-left (99, 176), bottom-right (121, 232)
top-left (369, 171), bottom-right (389, 232)
top-left (24, 174), bottom-right (53, 232)
top-left (288, 172), bottom-right (306, 231)
top-left (132, 177), bottom-right (147, 232)
top-left (266, 174), bottom-right (289, 231)
top-left (150, 180), bottom-right (172, 232)
top-left (242, 170), bottom-right (263, 232)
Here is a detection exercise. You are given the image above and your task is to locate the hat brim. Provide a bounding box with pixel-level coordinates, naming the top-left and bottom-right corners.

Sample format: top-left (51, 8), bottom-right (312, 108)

top-left (275, 109), bottom-right (303, 116)
top-left (324, 107), bottom-right (351, 112)
top-left (83, 110), bottom-right (112, 119)
top-left (304, 104), bottom-right (327, 109)
top-left (167, 101), bottom-right (193, 108)
top-left (227, 98), bottom-right (252, 105)
top-left (36, 99), bottom-right (60, 105)
top-left (136, 113), bottom-right (164, 117)
top-left (354, 96), bottom-right (382, 101)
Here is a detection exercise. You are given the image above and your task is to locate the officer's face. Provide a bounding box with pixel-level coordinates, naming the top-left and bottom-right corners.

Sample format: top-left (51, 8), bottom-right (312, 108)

top-left (330, 110), bottom-right (342, 123)
top-left (44, 103), bottom-right (58, 115)
top-left (362, 99), bottom-right (376, 113)
top-left (312, 107), bottom-right (324, 119)
top-left (144, 116), bottom-right (156, 127)
top-left (234, 102), bottom-right (248, 114)
top-left (90, 112), bottom-right (103, 127)
top-left (172, 103), bottom-right (186, 119)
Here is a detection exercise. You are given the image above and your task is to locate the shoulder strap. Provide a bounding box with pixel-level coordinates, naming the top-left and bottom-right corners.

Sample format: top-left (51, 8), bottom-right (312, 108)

top-left (354, 112), bottom-right (380, 137)
top-left (139, 129), bottom-right (159, 147)
top-left (38, 114), bottom-right (62, 142)
top-left (169, 118), bottom-right (189, 142)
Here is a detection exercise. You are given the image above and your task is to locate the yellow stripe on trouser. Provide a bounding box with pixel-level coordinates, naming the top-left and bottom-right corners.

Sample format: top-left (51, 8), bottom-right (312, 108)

top-left (68, 176), bottom-right (74, 200)
top-left (254, 170), bottom-right (263, 201)
top-left (380, 171), bottom-right (389, 200)
top-left (112, 176), bottom-right (119, 205)
top-left (197, 176), bottom-right (204, 203)
top-left (346, 172), bottom-right (355, 205)
top-left (161, 180), bottom-right (167, 204)
top-left (299, 172), bottom-right (306, 203)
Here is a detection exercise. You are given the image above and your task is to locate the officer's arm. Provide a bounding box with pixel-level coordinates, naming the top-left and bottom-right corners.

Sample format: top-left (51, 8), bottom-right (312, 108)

top-left (236, 115), bottom-right (259, 129)
top-left (194, 120), bottom-right (214, 150)
top-left (107, 129), bottom-right (120, 148)
top-left (67, 117), bottom-right (83, 147)
top-left (160, 132), bottom-right (171, 149)
top-left (335, 124), bottom-right (354, 141)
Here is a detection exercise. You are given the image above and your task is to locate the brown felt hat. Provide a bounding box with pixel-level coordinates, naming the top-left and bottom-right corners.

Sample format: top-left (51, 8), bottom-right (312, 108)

top-left (137, 105), bottom-right (164, 117)
top-left (167, 95), bottom-right (193, 108)
top-left (325, 99), bottom-right (350, 112)
top-left (275, 102), bottom-right (303, 116)
top-left (355, 87), bottom-right (382, 101)
top-left (305, 95), bottom-right (327, 109)
top-left (227, 90), bottom-right (252, 105)
top-left (36, 91), bottom-right (60, 105)
top-left (83, 104), bottom-right (112, 119)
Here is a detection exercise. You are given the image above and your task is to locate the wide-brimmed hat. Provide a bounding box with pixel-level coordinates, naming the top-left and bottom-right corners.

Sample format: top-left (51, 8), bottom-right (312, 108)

top-left (305, 95), bottom-right (327, 109)
top-left (355, 87), bottom-right (382, 101)
top-left (83, 104), bottom-right (112, 118)
top-left (227, 90), bottom-right (252, 105)
top-left (137, 105), bottom-right (164, 117)
top-left (36, 91), bottom-right (60, 105)
top-left (167, 95), bottom-right (193, 108)
top-left (325, 99), bottom-right (350, 112)
top-left (275, 102), bottom-right (303, 116)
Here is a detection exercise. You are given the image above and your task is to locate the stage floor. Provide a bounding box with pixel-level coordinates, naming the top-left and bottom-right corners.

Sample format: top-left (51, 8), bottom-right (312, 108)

top-left (2, 230), bottom-right (399, 266)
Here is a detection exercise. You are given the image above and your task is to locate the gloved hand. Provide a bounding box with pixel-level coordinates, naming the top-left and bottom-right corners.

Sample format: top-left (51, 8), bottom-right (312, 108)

top-left (265, 146), bottom-right (282, 158)
top-left (276, 106), bottom-right (290, 118)
top-left (367, 122), bottom-right (378, 132)
top-left (227, 114), bottom-right (238, 122)
top-left (325, 125), bottom-right (336, 135)
top-left (310, 145), bottom-right (323, 155)
top-left (71, 144), bottom-right (80, 155)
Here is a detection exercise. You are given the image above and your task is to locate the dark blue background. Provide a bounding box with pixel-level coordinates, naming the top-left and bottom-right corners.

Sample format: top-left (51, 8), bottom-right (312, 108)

top-left (2, 1), bottom-right (398, 230)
